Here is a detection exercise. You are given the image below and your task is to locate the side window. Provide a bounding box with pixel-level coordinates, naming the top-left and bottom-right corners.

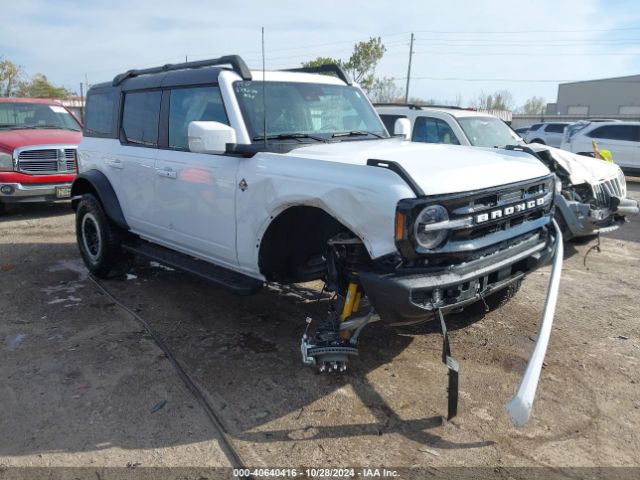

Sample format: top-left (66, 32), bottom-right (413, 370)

top-left (588, 125), bottom-right (639, 141)
top-left (85, 91), bottom-right (115, 137)
top-left (169, 86), bottom-right (228, 150)
top-left (122, 90), bottom-right (161, 146)
top-left (379, 114), bottom-right (406, 134)
top-left (545, 123), bottom-right (566, 133)
top-left (413, 117), bottom-right (460, 145)
top-left (529, 124), bottom-right (542, 131)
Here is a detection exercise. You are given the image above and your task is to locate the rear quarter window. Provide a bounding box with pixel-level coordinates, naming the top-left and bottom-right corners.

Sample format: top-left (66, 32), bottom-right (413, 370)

top-left (84, 91), bottom-right (116, 137)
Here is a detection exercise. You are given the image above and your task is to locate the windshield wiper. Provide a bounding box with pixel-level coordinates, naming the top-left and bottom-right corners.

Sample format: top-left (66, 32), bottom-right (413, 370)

top-left (253, 133), bottom-right (328, 143)
top-left (332, 130), bottom-right (385, 139)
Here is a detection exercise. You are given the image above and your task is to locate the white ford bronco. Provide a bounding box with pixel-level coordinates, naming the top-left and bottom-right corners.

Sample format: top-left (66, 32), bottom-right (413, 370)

top-left (73, 56), bottom-right (560, 421)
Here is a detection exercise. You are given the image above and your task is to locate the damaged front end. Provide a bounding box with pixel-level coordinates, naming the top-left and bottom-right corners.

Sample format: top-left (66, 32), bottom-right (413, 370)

top-left (523, 145), bottom-right (639, 239)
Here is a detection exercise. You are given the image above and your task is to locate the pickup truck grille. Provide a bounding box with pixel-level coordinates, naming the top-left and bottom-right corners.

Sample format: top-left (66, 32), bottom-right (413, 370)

top-left (592, 172), bottom-right (626, 208)
top-left (17, 148), bottom-right (77, 175)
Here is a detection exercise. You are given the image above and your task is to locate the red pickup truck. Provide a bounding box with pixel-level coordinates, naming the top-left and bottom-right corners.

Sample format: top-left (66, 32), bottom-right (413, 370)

top-left (0, 98), bottom-right (82, 213)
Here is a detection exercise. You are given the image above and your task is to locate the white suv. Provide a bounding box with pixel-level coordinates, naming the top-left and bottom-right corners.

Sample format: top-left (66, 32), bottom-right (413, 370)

top-left (561, 121), bottom-right (640, 175)
top-left (376, 104), bottom-right (639, 240)
top-left (523, 122), bottom-right (571, 147)
top-left (73, 56), bottom-right (558, 383)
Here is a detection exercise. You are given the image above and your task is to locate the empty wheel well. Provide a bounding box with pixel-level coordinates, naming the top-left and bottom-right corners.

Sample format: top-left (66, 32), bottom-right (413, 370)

top-left (258, 206), bottom-right (353, 283)
top-left (70, 177), bottom-right (98, 210)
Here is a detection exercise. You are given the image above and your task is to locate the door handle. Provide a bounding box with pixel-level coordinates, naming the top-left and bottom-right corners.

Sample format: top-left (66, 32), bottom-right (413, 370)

top-left (105, 159), bottom-right (124, 169)
top-left (156, 167), bottom-right (177, 179)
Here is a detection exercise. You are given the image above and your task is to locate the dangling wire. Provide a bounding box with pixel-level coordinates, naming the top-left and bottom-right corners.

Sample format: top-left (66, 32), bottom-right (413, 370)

top-left (583, 232), bottom-right (601, 269)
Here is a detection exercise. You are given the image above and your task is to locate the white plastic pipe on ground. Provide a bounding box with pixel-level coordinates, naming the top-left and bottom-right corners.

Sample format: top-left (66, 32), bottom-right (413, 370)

top-left (506, 219), bottom-right (563, 427)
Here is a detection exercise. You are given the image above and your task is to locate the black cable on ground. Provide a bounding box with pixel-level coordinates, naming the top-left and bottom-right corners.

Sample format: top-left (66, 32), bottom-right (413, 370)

top-left (88, 275), bottom-right (253, 478)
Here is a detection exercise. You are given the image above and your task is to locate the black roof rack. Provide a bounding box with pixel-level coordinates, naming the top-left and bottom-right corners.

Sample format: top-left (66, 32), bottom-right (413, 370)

top-left (112, 55), bottom-right (252, 86)
top-left (374, 102), bottom-right (469, 110)
top-left (282, 64), bottom-right (352, 85)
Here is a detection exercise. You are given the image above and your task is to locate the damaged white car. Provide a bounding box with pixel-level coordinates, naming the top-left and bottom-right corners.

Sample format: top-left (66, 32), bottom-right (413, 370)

top-left (376, 104), bottom-right (639, 240)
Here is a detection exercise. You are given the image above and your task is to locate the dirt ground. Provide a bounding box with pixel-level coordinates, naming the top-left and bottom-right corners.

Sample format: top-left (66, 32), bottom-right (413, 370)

top-left (0, 183), bottom-right (639, 478)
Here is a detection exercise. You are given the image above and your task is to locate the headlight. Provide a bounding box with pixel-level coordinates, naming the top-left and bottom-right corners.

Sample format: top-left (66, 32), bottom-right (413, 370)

top-left (0, 152), bottom-right (13, 171)
top-left (413, 204), bottom-right (449, 249)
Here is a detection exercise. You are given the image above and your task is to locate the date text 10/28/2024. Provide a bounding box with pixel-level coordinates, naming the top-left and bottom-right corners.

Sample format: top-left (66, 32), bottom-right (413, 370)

top-left (233, 468), bottom-right (400, 478)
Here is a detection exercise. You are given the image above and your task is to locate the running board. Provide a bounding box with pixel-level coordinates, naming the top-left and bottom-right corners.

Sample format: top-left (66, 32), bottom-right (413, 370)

top-left (122, 241), bottom-right (263, 296)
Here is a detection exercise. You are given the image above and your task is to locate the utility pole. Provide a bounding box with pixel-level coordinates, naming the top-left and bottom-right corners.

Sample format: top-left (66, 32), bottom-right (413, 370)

top-left (404, 32), bottom-right (414, 103)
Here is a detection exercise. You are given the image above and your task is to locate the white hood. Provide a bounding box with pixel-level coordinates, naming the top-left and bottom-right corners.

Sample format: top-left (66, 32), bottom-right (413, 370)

top-left (292, 139), bottom-right (550, 195)
top-left (528, 144), bottom-right (622, 184)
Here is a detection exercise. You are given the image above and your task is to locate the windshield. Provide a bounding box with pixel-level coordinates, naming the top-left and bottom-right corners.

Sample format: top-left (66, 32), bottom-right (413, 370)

top-left (457, 116), bottom-right (521, 148)
top-left (0, 102), bottom-right (81, 131)
top-left (233, 81), bottom-right (387, 141)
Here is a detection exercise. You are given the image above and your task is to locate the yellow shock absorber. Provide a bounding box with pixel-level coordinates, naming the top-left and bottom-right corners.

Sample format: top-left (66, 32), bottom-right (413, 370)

top-left (339, 281), bottom-right (360, 338)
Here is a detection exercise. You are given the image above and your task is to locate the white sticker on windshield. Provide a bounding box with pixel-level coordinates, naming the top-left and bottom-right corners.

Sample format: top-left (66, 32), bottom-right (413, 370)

top-left (49, 105), bottom-right (67, 113)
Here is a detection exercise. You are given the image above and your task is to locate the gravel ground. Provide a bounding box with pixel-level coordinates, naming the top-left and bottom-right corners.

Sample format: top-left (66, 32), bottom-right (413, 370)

top-left (0, 183), bottom-right (638, 478)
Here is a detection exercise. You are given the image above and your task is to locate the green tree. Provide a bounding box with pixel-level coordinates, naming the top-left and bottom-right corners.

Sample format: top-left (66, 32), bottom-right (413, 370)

top-left (302, 37), bottom-right (386, 94)
top-left (0, 58), bottom-right (24, 96)
top-left (520, 96), bottom-right (546, 114)
top-left (17, 73), bottom-right (74, 98)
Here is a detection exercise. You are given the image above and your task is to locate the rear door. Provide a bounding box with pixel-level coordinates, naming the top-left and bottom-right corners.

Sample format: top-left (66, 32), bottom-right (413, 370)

top-left (153, 84), bottom-right (240, 267)
top-left (112, 90), bottom-right (162, 236)
top-left (543, 123), bottom-right (567, 147)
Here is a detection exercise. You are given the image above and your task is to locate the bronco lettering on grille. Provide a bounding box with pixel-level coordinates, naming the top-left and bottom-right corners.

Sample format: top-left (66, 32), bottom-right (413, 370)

top-left (476, 197), bottom-right (546, 224)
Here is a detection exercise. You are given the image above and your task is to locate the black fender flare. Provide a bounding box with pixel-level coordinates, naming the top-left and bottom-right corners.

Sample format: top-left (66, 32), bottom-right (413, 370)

top-left (71, 170), bottom-right (129, 230)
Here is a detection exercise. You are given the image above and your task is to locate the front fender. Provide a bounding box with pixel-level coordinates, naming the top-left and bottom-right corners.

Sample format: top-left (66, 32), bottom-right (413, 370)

top-left (235, 154), bottom-right (415, 276)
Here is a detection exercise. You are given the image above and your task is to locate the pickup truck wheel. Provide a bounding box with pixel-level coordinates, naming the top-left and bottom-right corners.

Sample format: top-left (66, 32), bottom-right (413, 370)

top-left (530, 139), bottom-right (545, 145)
top-left (76, 194), bottom-right (131, 278)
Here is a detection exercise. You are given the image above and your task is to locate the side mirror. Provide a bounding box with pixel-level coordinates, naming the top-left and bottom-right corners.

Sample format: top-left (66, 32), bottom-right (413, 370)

top-left (188, 121), bottom-right (236, 154)
top-left (394, 118), bottom-right (411, 139)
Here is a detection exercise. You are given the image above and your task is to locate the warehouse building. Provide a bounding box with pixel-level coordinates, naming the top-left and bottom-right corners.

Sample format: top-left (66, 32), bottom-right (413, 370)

top-left (545, 74), bottom-right (640, 116)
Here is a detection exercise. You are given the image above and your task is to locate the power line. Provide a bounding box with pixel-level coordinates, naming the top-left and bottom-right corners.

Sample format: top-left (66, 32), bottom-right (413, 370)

top-left (395, 76), bottom-right (640, 83)
top-left (411, 26), bottom-right (640, 34)
top-left (414, 50), bottom-right (640, 56)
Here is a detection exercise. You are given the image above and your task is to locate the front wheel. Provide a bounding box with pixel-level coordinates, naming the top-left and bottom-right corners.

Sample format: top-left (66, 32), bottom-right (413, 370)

top-left (76, 194), bottom-right (131, 278)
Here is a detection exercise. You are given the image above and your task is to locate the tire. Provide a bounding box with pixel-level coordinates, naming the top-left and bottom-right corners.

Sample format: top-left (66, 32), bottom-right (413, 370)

top-left (531, 138), bottom-right (545, 145)
top-left (75, 194), bottom-right (131, 278)
top-left (484, 279), bottom-right (522, 310)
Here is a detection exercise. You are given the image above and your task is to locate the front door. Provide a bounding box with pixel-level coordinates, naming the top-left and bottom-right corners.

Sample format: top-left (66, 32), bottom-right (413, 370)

top-left (153, 85), bottom-right (240, 267)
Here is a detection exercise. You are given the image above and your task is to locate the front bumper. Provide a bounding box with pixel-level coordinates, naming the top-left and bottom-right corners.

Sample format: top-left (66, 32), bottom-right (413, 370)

top-left (557, 193), bottom-right (640, 239)
top-left (0, 182), bottom-right (72, 203)
top-left (360, 227), bottom-right (557, 325)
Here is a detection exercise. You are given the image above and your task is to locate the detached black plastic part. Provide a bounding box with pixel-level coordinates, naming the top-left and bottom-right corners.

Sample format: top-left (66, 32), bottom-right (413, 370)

top-left (283, 64), bottom-right (352, 85)
top-left (112, 55), bottom-right (252, 86)
top-left (438, 309), bottom-right (459, 420)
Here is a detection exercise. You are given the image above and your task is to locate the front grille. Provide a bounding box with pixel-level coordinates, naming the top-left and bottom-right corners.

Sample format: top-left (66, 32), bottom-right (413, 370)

top-left (396, 174), bottom-right (555, 264)
top-left (17, 148), bottom-right (77, 175)
top-left (592, 172), bottom-right (626, 208)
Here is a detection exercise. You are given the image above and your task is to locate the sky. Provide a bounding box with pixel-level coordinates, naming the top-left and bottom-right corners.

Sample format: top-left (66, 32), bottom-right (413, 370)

top-left (2, 0), bottom-right (640, 109)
